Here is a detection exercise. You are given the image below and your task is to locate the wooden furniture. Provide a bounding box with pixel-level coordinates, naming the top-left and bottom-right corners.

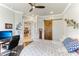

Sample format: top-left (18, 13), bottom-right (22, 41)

top-left (23, 36), bottom-right (32, 47)
top-left (23, 22), bottom-right (32, 47)
top-left (24, 22), bottom-right (31, 37)
top-left (23, 41), bottom-right (32, 47)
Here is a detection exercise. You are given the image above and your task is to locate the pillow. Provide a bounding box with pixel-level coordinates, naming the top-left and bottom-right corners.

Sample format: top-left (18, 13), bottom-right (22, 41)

top-left (63, 37), bottom-right (79, 53)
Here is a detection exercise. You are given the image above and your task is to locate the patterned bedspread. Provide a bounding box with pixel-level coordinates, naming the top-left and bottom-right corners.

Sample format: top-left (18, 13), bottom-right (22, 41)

top-left (20, 40), bottom-right (78, 56)
top-left (63, 38), bottom-right (79, 53)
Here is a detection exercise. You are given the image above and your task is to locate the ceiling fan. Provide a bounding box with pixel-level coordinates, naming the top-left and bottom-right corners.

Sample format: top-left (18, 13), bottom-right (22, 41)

top-left (29, 3), bottom-right (45, 12)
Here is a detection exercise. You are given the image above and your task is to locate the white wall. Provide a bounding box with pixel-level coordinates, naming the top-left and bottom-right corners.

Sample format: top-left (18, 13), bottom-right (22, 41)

top-left (0, 5), bottom-right (14, 31)
top-left (53, 20), bottom-right (64, 41)
top-left (0, 5), bottom-right (23, 45)
top-left (14, 13), bottom-right (23, 45)
top-left (63, 3), bottom-right (79, 40)
top-left (37, 15), bottom-right (64, 41)
top-left (37, 17), bottom-right (44, 39)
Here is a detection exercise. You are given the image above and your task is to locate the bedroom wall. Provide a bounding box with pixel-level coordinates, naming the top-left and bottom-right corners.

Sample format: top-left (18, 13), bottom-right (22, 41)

top-left (14, 13), bottom-right (23, 45)
top-left (37, 14), bottom-right (64, 41)
top-left (53, 20), bottom-right (64, 41)
top-left (37, 16), bottom-right (44, 40)
top-left (24, 15), bottom-right (64, 41)
top-left (0, 5), bottom-right (14, 31)
top-left (0, 4), bottom-right (23, 45)
top-left (63, 3), bottom-right (79, 39)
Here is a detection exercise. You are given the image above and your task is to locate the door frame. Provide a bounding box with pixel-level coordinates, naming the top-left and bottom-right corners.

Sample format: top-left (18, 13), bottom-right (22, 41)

top-left (44, 20), bottom-right (52, 40)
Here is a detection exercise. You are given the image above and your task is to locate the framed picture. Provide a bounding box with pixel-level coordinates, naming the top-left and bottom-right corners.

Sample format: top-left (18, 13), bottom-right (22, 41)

top-left (5, 23), bottom-right (12, 29)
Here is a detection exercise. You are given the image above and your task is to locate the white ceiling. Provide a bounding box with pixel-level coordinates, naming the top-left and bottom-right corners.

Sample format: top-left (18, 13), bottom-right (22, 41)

top-left (3, 3), bottom-right (68, 16)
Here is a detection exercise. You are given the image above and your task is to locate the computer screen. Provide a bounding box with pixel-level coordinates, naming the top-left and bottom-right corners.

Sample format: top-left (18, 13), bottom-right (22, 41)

top-left (0, 31), bottom-right (12, 40)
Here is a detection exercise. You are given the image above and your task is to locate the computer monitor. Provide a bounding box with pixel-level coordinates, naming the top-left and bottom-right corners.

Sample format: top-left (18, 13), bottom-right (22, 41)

top-left (0, 31), bottom-right (12, 41)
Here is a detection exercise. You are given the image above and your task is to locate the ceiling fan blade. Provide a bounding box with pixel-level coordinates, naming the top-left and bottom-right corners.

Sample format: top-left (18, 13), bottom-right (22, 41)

top-left (29, 8), bottom-right (33, 12)
top-left (29, 3), bottom-right (33, 6)
top-left (35, 6), bottom-right (45, 8)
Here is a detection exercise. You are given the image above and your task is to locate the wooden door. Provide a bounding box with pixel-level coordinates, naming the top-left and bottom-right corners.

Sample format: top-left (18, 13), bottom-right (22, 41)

top-left (44, 20), bottom-right (52, 40)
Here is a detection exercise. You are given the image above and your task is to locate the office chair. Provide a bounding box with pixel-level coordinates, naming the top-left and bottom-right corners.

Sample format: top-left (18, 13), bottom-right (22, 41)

top-left (1, 35), bottom-right (20, 56)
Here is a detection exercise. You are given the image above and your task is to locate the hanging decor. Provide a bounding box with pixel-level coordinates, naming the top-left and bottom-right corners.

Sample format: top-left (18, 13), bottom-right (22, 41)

top-left (5, 23), bottom-right (13, 29)
top-left (65, 18), bottom-right (79, 29)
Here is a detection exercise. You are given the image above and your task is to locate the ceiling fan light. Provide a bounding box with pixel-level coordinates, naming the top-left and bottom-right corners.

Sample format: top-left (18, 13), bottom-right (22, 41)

top-left (50, 11), bottom-right (53, 14)
top-left (32, 6), bottom-right (35, 9)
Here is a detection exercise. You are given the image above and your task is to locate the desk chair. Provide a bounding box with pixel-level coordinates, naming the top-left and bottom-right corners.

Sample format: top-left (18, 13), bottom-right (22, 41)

top-left (1, 35), bottom-right (20, 56)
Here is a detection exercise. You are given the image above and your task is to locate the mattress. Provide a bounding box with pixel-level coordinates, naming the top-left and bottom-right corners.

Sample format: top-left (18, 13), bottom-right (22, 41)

top-left (20, 40), bottom-right (78, 56)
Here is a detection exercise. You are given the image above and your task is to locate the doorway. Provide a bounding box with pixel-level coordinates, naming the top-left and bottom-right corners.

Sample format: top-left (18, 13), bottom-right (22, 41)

top-left (44, 20), bottom-right (52, 40)
top-left (39, 28), bottom-right (42, 39)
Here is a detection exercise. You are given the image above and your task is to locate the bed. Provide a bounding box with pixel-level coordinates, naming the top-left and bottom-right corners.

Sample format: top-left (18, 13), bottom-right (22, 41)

top-left (20, 40), bottom-right (78, 56)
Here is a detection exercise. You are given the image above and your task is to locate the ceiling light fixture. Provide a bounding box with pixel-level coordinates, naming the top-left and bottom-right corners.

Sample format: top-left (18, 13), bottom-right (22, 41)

top-left (50, 11), bottom-right (53, 14)
top-left (32, 6), bottom-right (35, 9)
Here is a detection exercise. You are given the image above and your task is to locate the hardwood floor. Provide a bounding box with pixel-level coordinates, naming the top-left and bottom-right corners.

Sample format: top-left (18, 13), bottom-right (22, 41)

top-left (23, 41), bottom-right (32, 47)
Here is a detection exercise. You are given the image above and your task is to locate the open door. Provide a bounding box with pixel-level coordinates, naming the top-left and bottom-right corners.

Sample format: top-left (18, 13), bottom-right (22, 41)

top-left (44, 20), bottom-right (52, 40)
top-left (39, 28), bottom-right (42, 39)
